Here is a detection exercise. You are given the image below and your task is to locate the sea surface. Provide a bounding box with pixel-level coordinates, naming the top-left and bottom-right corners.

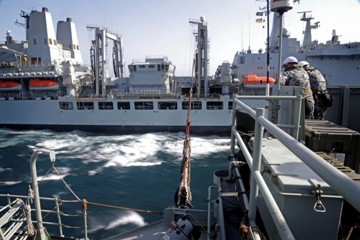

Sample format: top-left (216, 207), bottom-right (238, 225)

top-left (0, 128), bottom-right (230, 239)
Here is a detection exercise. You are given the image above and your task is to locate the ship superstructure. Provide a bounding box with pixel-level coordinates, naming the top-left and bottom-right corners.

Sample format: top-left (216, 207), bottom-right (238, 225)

top-left (231, 11), bottom-right (360, 86)
top-left (0, 8), bottom-right (92, 101)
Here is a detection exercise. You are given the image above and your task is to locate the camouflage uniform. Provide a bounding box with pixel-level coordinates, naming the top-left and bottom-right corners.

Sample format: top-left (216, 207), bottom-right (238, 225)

top-left (306, 67), bottom-right (328, 120)
top-left (281, 65), bottom-right (314, 119)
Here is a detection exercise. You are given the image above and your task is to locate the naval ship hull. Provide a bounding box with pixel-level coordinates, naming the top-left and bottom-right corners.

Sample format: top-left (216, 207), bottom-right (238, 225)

top-left (0, 97), bottom-right (232, 134)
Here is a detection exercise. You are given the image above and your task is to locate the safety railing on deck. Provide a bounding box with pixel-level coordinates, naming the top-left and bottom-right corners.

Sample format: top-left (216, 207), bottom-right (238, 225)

top-left (0, 193), bottom-right (88, 239)
top-left (0, 150), bottom-right (90, 240)
top-left (230, 95), bottom-right (360, 240)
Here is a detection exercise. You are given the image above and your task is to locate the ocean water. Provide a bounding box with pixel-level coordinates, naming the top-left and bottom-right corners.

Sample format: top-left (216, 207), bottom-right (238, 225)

top-left (0, 128), bottom-right (230, 239)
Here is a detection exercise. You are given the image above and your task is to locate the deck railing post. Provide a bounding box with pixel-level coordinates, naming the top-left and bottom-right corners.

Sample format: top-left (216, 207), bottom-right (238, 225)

top-left (54, 198), bottom-right (63, 237)
top-left (83, 199), bottom-right (89, 240)
top-left (30, 150), bottom-right (51, 240)
top-left (290, 95), bottom-right (302, 140)
top-left (247, 108), bottom-right (265, 225)
top-left (230, 99), bottom-right (237, 154)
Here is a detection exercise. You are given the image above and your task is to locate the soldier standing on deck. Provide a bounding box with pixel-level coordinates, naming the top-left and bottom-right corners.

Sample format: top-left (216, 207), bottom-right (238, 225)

top-left (281, 56), bottom-right (315, 119)
top-left (299, 61), bottom-right (332, 120)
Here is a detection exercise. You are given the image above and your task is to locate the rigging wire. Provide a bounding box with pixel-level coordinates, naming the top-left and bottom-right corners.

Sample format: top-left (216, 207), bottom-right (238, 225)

top-left (86, 201), bottom-right (163, 216)
top-left (38, 163), bottom-right (164, 216)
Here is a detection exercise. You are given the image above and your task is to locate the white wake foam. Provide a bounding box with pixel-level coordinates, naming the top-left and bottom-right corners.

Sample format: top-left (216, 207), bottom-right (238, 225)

top-left (104, 211), bottom-right (147, 230)
top-left (30, 132), bottom-right (229, 174)
top-left (0, 181), bottom-right (22, 186)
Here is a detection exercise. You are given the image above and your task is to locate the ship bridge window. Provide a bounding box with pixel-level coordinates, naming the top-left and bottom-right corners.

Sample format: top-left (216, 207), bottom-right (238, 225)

top-left (117, 101), bottom-right (130, 110)
top-left (59, 102), bottom-right (73, 110)
top-left (206, 101), bottom-right (223, 110)
top-left (182, 101), bottom-right (202, 110)
top-left (239, 56), bottom-right (245, 64)
top-left (158, 101), bottom-right (177, 110)
top-left (99, 102), bottom-right (113, 110)
top-left (139, 65), bottom-right (146, 69)
top-left (118, 102), bottom-right (130, 110)
top-left (77, 102), bottom-right (94, 110)
top-left (135, 101), bottom-right (153, 110)
top-left (148, 64), bottom-right (155, 68)
top-left (31, 57), bottom-right (42, 65)
top-left (228, 101), bottom-right (233, 110)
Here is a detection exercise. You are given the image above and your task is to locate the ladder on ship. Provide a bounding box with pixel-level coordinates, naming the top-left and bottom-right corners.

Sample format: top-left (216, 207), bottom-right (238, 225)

top-left (0, 198), bottom-right (30, 239)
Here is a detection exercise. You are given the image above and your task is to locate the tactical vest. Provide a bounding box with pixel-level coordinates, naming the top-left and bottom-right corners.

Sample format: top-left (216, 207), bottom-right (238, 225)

top-left (307, 68), bottom-right (327, 93)
top-left (283, 66), bottom-right (313, 99)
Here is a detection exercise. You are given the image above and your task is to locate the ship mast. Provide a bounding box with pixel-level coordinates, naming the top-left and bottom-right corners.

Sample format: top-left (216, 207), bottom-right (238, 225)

top-left (299, 11), bottom-right (320, 50)
top-left (270, 0), bottom-right (293, 90)
top-left (189, 16), bottom-right (208, 98)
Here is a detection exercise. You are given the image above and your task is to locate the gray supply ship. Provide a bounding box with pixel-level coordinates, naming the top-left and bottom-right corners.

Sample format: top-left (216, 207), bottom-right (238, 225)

top-left (1, 73), bottom-right (360, 240)
top-left (0, 8), bottom-right (234, 135)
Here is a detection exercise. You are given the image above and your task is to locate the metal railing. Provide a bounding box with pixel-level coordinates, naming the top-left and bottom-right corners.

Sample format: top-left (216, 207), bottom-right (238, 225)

top-left (0, 193), bottom-right (87, 239)
top-left (0, 150), bottom-right (89, 240)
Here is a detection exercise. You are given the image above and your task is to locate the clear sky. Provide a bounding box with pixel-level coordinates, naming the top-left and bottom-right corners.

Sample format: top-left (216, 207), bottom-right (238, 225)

top-left (1, 0), bottom-right (359, 76)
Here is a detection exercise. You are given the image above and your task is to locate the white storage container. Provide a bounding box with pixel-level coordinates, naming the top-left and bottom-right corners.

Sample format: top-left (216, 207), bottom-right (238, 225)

top-left (257, 138), bottom-right (343, 240)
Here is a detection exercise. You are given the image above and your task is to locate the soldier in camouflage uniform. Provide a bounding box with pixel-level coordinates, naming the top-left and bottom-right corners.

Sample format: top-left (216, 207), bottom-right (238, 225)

top-left (299, 61), bottom-right (329, 120)
top-left (281, 56), bottom-right (314, 119)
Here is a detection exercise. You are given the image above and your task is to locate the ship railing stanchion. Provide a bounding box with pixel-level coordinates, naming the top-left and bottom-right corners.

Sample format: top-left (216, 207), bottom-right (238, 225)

top-left (230, 98), bottom-right (237, 154)
top-left (291, 95), bottom-right (302, 140)
top-left (54, 198), bottom-right (64, 237)
top-left (207, 186), bottom-right (217, 240)
top-left (248, 108), bottom-right (265, 225)
top-left (82, 199), bottom-right (89, 240)
top-left (30, 150), bottom-right (52, 240)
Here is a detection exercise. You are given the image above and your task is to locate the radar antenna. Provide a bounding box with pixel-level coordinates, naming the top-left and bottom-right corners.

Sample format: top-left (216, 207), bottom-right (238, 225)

top-left (298, 11), bottom-right (319, 49)
top-left (14, 10), bottom-right (30, 29)
top-left (14, 20), bottom-right (25, 28)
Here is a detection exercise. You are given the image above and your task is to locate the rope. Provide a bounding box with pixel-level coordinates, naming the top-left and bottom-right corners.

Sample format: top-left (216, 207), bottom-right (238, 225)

top-left (27, 153), bottom-right (80, 201)
top-left (176, 67), bottom-right (194, 208)
top-left (52, 167), bottom-right (162, 215)
top-left (170, 220), bottom-right (191, 239)
top-left (237, 130), bottom-right (255, 138)
top-left (25, 203), bottom-right (35, 236)
top-left (36, 155), bottom-right (163, 217)
top-left (86, 201), bottom-right (163, 215)
top-left (33, 164), bottom-right (53, 188)
top-left (183, 213), bottom-right (214, 239)
top-left (52, 166), bottom-right (81, 201)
